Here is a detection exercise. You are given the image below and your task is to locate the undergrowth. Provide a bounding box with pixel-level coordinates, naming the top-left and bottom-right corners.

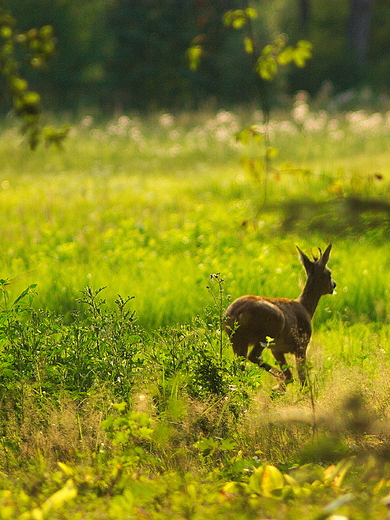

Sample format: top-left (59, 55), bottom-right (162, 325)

top-left (0, 283), bottom-right (390, 519)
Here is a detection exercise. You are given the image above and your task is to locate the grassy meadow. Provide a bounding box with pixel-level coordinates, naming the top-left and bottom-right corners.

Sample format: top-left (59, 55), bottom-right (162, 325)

top-left (1, 103), bottom-right (390, 518)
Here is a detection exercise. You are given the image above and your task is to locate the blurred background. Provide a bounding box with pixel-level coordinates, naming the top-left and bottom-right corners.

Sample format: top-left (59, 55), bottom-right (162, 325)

top-left (2, 0), bottom-right (389, 115)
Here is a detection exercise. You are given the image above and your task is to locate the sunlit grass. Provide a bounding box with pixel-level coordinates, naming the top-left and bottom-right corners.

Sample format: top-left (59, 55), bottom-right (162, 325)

top-left (1, 105), bottom-right (390, 330)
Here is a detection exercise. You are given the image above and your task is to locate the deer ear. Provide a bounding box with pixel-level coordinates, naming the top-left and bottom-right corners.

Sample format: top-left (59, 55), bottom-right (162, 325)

top-left (318, 244), bottom-right (332, 267)
top-left (296, 246), bottom-right (313, 273)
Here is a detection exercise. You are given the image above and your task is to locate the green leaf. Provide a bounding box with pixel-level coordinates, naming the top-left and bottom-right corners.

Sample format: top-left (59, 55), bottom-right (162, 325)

top-left (220, 438), bottom-right (236, 450)
top-left (244, 37), bottom-right (253, 54)
top-left (283, 474), bottom-right (302, 496)
top-left (0, 26), bottom-right (12, 39)
top-left (113, 401), bottom-right (127, 412)
top-left (10, 76), bottom-right (28, 93)
top-left (100, 417), bottom-right (113, 431)
top-left (245, 7), bottom-right (258, 19)
top-left (232, 16), bottom-right (247, 29)
top-left (39, 25), bottom-right (53, 39)
top-left (250, 464), bottom-right (285, 498)
top-left (222, 11), bottom-right (233, 27)
top-left (277, 46), bottom-right (294, 65)
top-left (240, 157), bottom-right (264, 181)
top-left (22, 91), bottom-right (41, 107)
top-left (323, 457), bottom-right (354, 487)
top-left (222, 481), bottom-right (251, 496)
top-left (261, 465), bottom-right (285, 497)
top-left (43, 125), bottom-right (69, 148)
top-left (57, 462), bottom-right (74, 477)
top-left (195, 437), bottom-right (219, 452)
top-left (187, 44), bottom-right (202, 71)
top-left (223, 10), bottom-right (247, 29)
top-left (256, 56), bottom-right (277, 81)
top-left (0, 278), bottom-right (10, 288)
top-left (13, 284), bottom-right (37, 306)
top-left (261, 44), bottom-right (274, 57)
top-left (235, 125), bottom-right (263, 145)
top-left (297, 39), bottom-right (313, 50)
top-left (292, 40), bottom-right (313, 67)
top-left (137, 426), bottom-right (153, 440)
top-left (250, 126), bottom-right (264, 143)
top-left (26, 28), bottom-right (38, 40)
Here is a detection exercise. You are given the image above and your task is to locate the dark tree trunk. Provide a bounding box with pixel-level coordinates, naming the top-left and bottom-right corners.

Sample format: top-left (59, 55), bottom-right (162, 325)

top-left (348, 0), bottom-right (374, 69)
top-left (299, 0), bottom-right (310, 31)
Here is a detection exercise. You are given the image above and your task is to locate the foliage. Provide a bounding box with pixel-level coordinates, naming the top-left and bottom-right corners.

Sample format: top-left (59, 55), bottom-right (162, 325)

top-left (1, 398), bottom-right (390, 518)
top-left (222, 457), bottom-right (354, 499)
top-left (17, 479), bottom-right (77, 520)
top-left (221, 9), bottom-right (312, 82)
top-left (0, 284), bottom-right (143, 398)
top-left (255, 38), bottom-right (312, 81)
top-left (0, 7), bottom-right (68, 148)
top-left (101, 404), bottom-right (155, 469)
top-left (3, 0), bottom-right (390, 111)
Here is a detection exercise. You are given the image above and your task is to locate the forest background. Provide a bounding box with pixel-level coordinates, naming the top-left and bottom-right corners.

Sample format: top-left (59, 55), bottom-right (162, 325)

top-left (2, 0), bottom-right (389, 114)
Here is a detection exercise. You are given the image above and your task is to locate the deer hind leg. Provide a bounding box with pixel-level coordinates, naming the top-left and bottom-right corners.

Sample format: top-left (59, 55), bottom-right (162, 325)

top-left (247, 341), bottom-right (266, 365)
top-left (249, 342), bottom-right (288, 388)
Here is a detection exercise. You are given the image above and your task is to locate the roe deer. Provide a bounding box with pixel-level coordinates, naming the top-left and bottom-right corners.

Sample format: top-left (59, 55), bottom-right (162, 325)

top-left (224, 244), bottom-right (336, 389)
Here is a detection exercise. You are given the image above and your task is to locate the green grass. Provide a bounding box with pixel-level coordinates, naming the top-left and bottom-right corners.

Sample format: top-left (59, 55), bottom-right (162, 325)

top-left (1, 107), bottom-right (390, 518)
top-left (2, 111), bottom-right (390, 328)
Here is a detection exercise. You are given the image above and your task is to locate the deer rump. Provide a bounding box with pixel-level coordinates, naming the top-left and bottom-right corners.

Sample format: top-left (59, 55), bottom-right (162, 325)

top-left (224, 296), bottom-right (312, 359)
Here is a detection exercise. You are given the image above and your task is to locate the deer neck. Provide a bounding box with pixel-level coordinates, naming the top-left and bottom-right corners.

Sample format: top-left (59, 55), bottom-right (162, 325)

top-left (296, 277), bottom-right (322, 318)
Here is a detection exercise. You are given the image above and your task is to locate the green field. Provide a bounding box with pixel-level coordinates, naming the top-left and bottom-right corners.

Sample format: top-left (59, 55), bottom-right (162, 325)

top-left (1, 107), bottom-right (390, 519)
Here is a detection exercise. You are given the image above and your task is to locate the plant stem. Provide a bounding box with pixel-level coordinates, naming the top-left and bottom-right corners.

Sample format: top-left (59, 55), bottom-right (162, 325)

top-left (218, 277), bottom-right (224, 366)
top-left (305, 365), bottom-right (318, 437)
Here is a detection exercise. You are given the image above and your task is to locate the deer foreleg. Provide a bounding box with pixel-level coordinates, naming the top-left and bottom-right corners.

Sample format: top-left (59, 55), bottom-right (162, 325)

top-left (295, 347), bottom-right (307, 386)
top-left (272, 350), bottom-right (293, 383)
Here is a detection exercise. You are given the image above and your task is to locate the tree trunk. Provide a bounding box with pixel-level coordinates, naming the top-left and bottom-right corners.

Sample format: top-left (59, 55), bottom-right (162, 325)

top-left (348, 0), bottom-right (374, 69)
top-left (299, 0), bottom-right (310, 31)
